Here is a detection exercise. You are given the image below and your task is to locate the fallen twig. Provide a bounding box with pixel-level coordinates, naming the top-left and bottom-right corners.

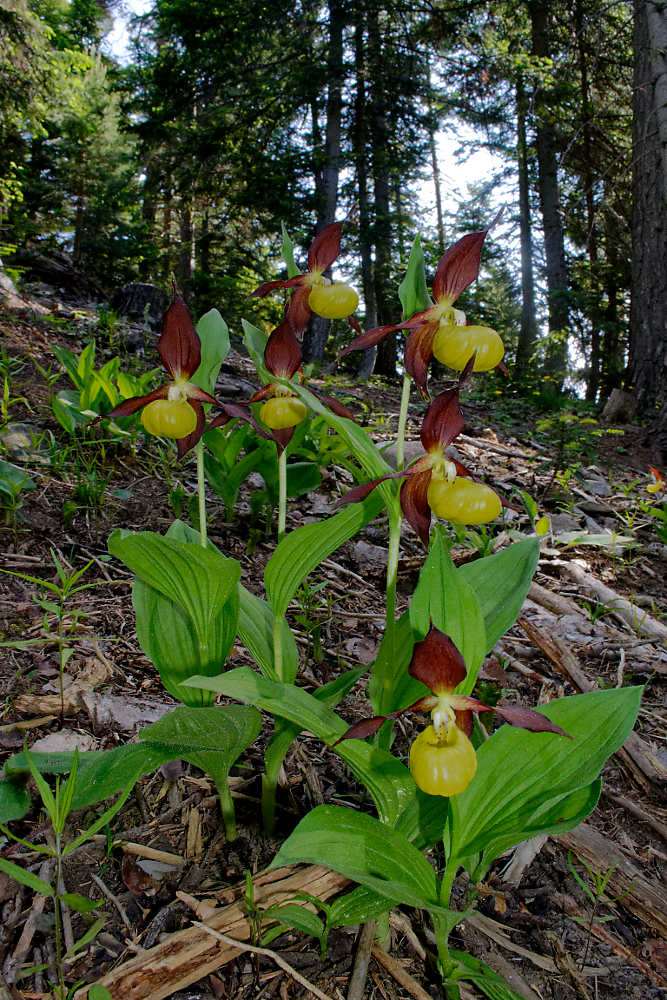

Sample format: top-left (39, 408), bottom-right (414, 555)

top-left (347, 920), bottom-right (377, 1000)
top-left (554, 561), bottom-right (667, 643)
top-left (192, 921), bottom-right (336, 1000)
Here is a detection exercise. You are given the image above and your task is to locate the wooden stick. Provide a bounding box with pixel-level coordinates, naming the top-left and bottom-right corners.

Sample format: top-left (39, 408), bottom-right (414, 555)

top-left (555, 561), bottom-right (667, 643)
top-left (192, 921), bottom-right (336, 1000)
top-left (371, 944), bottom-right (441, 1000)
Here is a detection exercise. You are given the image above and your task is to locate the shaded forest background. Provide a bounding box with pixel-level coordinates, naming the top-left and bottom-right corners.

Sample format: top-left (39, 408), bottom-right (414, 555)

top-left (0, 0), bottom-right (665, 432)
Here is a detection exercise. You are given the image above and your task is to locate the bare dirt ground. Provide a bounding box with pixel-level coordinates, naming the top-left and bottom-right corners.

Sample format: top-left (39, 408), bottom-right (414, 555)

top-left (0, 296), bottom-right (665, 1000)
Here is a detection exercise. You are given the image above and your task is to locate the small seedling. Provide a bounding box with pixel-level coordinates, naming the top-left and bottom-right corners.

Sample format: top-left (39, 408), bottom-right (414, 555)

top-left (0, 749), bottom-right (132, 998)
top-left (567, 851), bottom-right (632, 970)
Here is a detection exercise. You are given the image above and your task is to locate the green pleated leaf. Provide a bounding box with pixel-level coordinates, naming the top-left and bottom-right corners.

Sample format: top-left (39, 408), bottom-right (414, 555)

top-left (194, 309), bottom-right (230, 396)
top-left (264, 667), bottom-right (367, 809)
top-left (398, 235), bottom-right (431, 320)
top-left (265, 490), bottom-right (384, 619)
top-left (88, 986), bottom-right (113, 1000)
top-left (5, 706), bottom-right (260, 816)
top-left (285, 460), bottom-right (321, 498)
top-left (109, 529), bottom-right (239, 638)
top-left (132, 575), bottom-right (238, 704)
top-left (261, 902), bottom-right (324, 946)
top-left (109, 526), bottom-right (240, 705)
top-left (0, 460), bottom-right (36, 500)
top-left (140, 704), bottom-right (261, 796)
top-left (242, 319), bottom-right (271, 383)
top-left (409, 528), bottom-right (486, 694)
top-left (205, 445), bottom-right (264, 518)
top-left (271, 806), bottom-right (441, 912)
top-left (448, 687), bottom-right (642, 864)
top-left (451, 950), bottom-right (527, 1000)
top-left (0, 776), bottom-right (32, 823)
top-left (327, 884), bottom-right (393, 929)
top-left (281, 223), bottom-right (300, 278)
top-left (238, 584), bottom-right (298, 683)
top-left (186, 667), bottom-right (415, 825)
top-left (368, 609), bottom-right (417, 717)
top-left (458, 538), bottom-right (539, 652)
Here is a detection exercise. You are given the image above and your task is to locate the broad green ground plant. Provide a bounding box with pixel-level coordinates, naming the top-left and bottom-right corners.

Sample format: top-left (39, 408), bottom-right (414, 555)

top-left (0, 220), bottom-right (641, 1000)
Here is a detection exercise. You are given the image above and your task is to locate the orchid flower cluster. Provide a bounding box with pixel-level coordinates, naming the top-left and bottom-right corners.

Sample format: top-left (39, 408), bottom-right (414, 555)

top-left (1, 217), bottom-right (641, 1000)
top-left (108, 289), bottom-right (267, 452)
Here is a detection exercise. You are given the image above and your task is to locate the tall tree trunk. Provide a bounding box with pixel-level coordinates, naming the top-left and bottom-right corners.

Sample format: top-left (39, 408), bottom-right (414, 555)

top-left (529, 0), bottom-right (569, 386)
top-left (353, 7), bottom-right (378, 378)
top-left (303, 0), bottom-right (345, 363)
top-left (368, 6), bottom-right (397, 379)
top-left (176, 201), bottom-right (193, 296)
top-left (162, 181), bottom-right (173, 284)
top-left (576, 0), bottom-right (602, 403)
top-left (426, 58), bottom-right (445, 256)
top-left (140, 156), bottom-right (159, 280)
top-left (514, 71), bottom-right (539, 373)
top-left (628, 0), bottom-right (667, 443)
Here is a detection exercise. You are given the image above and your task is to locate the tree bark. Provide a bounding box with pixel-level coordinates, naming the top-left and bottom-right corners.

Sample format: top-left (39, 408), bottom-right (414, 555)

top-left (368, 5), bottom-right (397, 379)
top-left (575, 0), bottom-right (602, 403)
top-left (176, 201), bottom-right (193, 296)
top-left (353, 7), bottom-right (378, 378)
top-left (628, 0), bottom-right (667, 444)
top-left (514, 71), bottom-right (539, 374)
top-left (303, 0), bottom-right (345, 363)
top-left (529, 0), bottom-right (569, 386)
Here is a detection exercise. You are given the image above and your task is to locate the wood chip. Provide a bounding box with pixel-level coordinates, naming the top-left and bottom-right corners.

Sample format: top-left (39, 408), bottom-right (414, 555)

top-left (72, 864), bottom-right (349, 1000)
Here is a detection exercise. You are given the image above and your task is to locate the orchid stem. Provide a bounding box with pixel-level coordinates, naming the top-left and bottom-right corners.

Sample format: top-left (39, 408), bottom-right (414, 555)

top-left (395, 373), bottom-right (411, 472)
top-left (378, 375), bottom-right (410, 722)
top-left (217, 780), bottom-right (237, 840)
top-left (196, 440), bottom-right (207, 548)
top-left (277, 448), bottom-right (287, 539)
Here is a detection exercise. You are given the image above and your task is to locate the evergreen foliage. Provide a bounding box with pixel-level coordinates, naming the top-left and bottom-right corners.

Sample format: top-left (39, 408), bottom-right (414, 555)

top-left (0, 0), bottom-right (663, 423)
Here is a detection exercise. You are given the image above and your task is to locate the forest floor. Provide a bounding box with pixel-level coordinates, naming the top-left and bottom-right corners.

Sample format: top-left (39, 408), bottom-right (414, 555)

top-left (0, 290), bottom-right (665, 1000)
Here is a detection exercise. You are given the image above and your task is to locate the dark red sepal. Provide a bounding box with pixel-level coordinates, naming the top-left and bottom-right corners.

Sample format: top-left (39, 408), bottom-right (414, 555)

top-left (308, 221), bottom-right (342, 272)
top-left (158, 294), bottom-right (201, 380)
top-left (332, 696), bottom-right (438, 746)
top-left (176, 400), bottom-right (205, 458)
top-left (186, 385), bottom-right (219, 406)
top-left (494, 705), bottom-right (571, 738)
top-left (432, 210), bottom-right (501, 304)
top-left (108, 385), bottom-right (168, 419)
top-left (399, 469), bottom-right (432, 546)
top-left (265, 320), bottom-right (302, 378)
top-left (249, 275), bottom-right (305, 299)
top-left (455, 709), bottom-right (474, 737)
top-left (272, 426), bottom-right (294, 455)
top-left (420, 388), bottom-right (464, 452)
top-left (317, 395), bottom-right (356, 421)
top-left (208, 403), bottom-right (275, 441)
top-left (333, 716), bottom-right (388, 745)
top-left (338, 323), bottom-right (398, 358)
top-left (409, 625), bottom-right (467, 694)
top-left (348, 313), bottom-right (362, 335)
top-left (333, 475), bottom-right (395, 509)
top-left (404, 320), bottom-right (439, 398)
top-left (286, 285), bottom-right (312, 337)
